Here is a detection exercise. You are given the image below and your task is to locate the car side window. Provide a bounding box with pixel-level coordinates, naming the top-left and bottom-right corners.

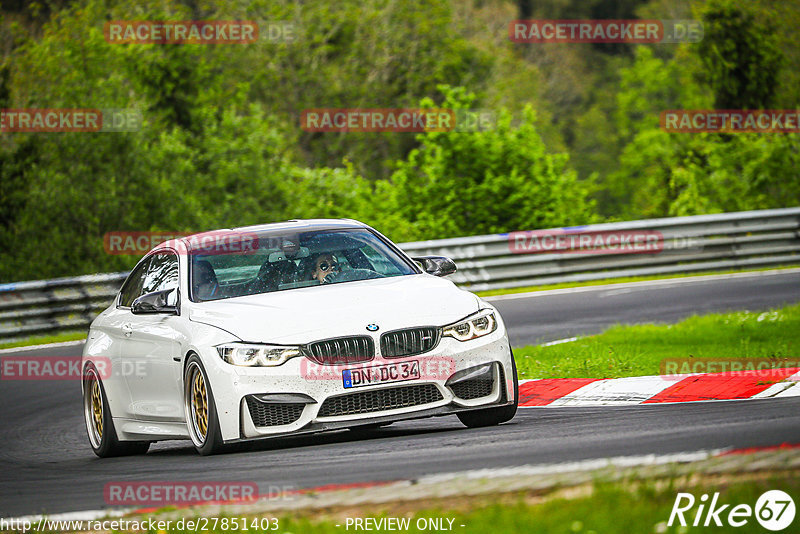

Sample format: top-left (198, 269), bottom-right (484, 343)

top-left (118, 257), bottom-right (151, 307)
top-left (142, 252), bottom-right (179, 298)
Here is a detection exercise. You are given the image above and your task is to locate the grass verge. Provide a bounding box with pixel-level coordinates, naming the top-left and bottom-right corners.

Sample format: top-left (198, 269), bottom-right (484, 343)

top-left (475, 265), bottom-right (799, 297)
top-left (104, 469), bottom-right (798, 534)
top-left (272, 472), bottom-right (799, 534)
top-left (0, 331), bottom-right (86, 350)
top-left (514, 303), bottom-right (800, 379)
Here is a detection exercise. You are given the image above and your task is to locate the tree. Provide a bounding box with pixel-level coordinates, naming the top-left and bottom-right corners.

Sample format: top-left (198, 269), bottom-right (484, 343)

top-left (697, 0), bottom-right (784, 109)
top-left (383, 86), bottom-right (596, 241)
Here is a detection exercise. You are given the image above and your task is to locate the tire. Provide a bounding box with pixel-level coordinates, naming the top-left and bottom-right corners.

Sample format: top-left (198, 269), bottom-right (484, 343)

top-left (184, 355), bottom-right (225, 455)
top-left (83, 365), bottom-right (150, 458)
top-left (457, 352), bottom-right (519, 428)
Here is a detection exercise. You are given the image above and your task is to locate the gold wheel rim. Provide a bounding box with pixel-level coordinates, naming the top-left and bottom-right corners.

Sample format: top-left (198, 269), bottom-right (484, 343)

top-left (191, 369), bottom-right (208, 441)
top-left (90, 379), bottom-right (103, 440)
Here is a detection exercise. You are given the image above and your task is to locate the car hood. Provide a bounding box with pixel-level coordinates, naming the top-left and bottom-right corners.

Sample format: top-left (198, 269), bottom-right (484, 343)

top-left (188, 274), bottom-right (481, 343)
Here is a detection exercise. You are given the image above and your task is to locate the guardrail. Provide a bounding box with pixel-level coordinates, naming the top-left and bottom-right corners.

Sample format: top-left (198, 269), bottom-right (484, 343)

top-left (1, 207), bottom-right (799, 344)
top-left (401, 207), bottom-right (800, 291)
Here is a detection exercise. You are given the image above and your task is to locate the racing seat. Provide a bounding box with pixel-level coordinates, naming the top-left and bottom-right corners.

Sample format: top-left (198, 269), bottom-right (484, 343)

top-left (192, 260), bottom-right (219, 300)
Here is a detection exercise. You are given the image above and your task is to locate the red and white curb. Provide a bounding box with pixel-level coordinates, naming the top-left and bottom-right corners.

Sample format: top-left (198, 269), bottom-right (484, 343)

top-left (518, 367), bottom-right (800, 407)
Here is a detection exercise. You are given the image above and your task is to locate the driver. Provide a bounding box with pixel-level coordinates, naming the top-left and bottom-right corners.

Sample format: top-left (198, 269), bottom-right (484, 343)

top-left (192, 260), bottom-right (219, 299)
top-left (310, 253), bottom-right (340, 284)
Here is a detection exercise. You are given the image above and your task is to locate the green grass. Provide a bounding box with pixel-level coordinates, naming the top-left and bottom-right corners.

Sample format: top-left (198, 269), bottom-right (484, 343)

top-left (0, 330), bottom-right (86, 350)
top-left (514, 303), bottom-right (800, 379)
top-left (145, 472), bottom-right (799, 534)
top-left (475, 265), bottom-right (800, 297)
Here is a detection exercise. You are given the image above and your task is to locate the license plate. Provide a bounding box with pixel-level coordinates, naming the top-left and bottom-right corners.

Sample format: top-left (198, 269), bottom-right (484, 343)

top-left (342, 360), bottom-right (420, 389)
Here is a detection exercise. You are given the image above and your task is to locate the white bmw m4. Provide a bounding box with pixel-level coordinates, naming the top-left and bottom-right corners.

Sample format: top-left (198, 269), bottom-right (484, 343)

top-left (82, 219), bottom-right (518, 456)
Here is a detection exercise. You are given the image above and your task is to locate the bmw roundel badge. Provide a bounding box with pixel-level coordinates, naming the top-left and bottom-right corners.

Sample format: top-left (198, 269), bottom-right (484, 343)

top-left (366, 324), bottom-right (379, 332)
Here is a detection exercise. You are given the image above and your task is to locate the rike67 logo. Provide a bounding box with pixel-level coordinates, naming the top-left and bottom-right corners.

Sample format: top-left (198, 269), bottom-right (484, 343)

top-left (668, 490), bottom-right (796, 531)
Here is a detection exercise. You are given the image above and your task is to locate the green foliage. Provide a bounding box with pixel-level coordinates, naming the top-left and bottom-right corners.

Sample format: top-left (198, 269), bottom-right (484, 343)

top-left (697, 0), bottom-right (785, 109)
top-left (605, 47), bottom-right (710, 217)
top-left (616, 127), bottom-right (800, 219)
top-left (0, 101), bottom-right (303, 280)
top-left (610, 20), bottom-right (799, 219)
top-left (0, 0), bottom-right (798, 282)
top-left (383, 86), bottom-right (596, 240)
top-left (234, 0), bottom-right (496, 180)
top-left (671, 132), bottom-right (800, 216)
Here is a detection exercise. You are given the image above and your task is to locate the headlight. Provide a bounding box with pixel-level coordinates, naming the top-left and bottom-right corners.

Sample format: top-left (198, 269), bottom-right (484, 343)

top-left (442, 310), bottom-right (498, 341)
top-left (216, 343), bottom-right (304, 367)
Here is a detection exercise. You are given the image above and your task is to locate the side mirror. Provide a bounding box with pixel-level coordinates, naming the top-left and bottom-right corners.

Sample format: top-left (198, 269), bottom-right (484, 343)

top-left (132, 288), bottom-right (179, 315)
top-left (412, 256), bottom-right (457, 277)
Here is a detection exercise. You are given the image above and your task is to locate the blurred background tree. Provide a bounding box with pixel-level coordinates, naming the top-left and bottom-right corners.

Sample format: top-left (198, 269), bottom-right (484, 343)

top-left (0, 0), bottom-right (797, 281)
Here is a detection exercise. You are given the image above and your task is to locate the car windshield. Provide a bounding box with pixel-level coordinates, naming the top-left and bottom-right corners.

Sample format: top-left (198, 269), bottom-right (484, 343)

top-left (187, 227), bottom-right (417, 302)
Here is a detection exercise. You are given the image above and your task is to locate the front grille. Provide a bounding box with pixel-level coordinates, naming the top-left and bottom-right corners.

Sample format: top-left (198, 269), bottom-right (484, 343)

top-left (306, 336), bottom-right (374, 365)
top-left (317, 384), bottom-right (443, 417)
top-left (380, 327), bottom-right (440, 358)
top-left (450, 376), bottom-right (494, 400)
top-left (245, 397), bottom-right (305, 427)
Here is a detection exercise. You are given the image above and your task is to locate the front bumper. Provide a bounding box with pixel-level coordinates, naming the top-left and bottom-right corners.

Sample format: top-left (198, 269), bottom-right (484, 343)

top-left (201, 325), bottom-right (514, 442)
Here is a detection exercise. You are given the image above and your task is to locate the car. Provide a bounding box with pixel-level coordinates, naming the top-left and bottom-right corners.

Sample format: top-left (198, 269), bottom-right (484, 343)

top-left (81, 219), bottom-right (518, 456)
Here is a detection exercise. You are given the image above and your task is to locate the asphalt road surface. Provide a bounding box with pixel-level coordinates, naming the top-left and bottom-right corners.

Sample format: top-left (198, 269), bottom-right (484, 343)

top-left (491, 269), bottom-right (800, 346)
top-left (1, 270), bottom-right (799, 517)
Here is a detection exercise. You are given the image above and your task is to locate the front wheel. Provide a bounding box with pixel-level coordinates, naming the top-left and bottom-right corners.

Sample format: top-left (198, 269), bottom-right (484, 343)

top-left (457, 353), bottom-right (519, 428)
top-left (83, 365), bottom-right (150, 457)
top-left (184, 356), bottom-right (225, 455)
